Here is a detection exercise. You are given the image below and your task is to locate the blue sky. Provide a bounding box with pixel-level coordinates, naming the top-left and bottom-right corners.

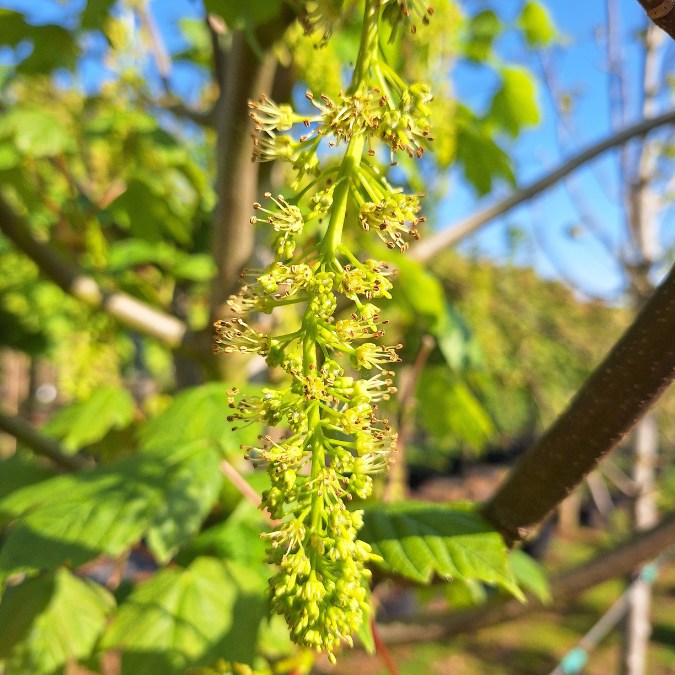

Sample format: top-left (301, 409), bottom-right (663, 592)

top-left (1, 0), bottom-right (673, 300)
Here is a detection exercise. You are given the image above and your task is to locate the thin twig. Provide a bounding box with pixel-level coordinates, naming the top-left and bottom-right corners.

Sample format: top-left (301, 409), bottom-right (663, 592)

top-left (371, 619), bottom-right (401, 675)
top-left (219, 458), bottom-right (279, 526)
top-left (409, 110), bottom-right (675, 263)
top-left (0, 408), bottom-right (89, 471)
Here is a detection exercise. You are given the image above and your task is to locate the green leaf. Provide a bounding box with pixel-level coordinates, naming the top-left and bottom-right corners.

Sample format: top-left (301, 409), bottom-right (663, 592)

top-left (455, 107), bottom-right (515, 195)
top-left (0, 442), bottom-right (222, 573)
top-left (101, 557), bottom-right (266, 674)
top-left (0, 454), bottom-right (53, 501)
top-left (0, 11), bottom-right (31, 47)
top-left (488, 66), bottom-right (541, 138)
top-left (177, 499), bottom-right (268, 569)
top-left (17, 25), bottom-right (79, 74)
top-left (463, 10), bottom-right (502, 62)
top-left (0, 568), bottom-right (114, 675)
top-left (173, 253), bottom-right (216, 282)
top-left (1, 108), bottom-right (75, 158)
top-left (139, 383), bottom-right (264, 455)
top-left (508, 549), bottom-right (551, 603)
top-left (204, 0), bottom-right (282, 30)
top-left (81, 0), bottom-right (117, 31)
top-left (393, 256), bottom-right (446, 327)
top-left (107, 176), bottom-right (191, 244)
top-left (43, 386), bottom-right (136, 452)
top-left (416, 367), bottom-right (494, 453)
top-left (517, 1), bottom-right (557, 47)
top-left (433, 302), bottom-right (484, 372)
top-left (360, 501), bottom-right (522, 598)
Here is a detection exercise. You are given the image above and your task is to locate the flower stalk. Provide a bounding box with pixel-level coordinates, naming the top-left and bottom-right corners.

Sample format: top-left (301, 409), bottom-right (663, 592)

top-left (214, 0), bottom-right (434, 661)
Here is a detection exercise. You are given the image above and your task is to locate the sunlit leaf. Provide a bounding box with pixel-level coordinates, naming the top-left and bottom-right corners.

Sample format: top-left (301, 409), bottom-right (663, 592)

top-left (463, 9), bottom-right (502, 62)
top-left (43, 386), bottom-right (136, 453)
top-left (488, 66), bottom-right (541, 138)
top-left (139, 383), bottom-right (264, 455)
top-left (0, 568), bottom-right (114, 675)
top-left (101, 557), bottom-right (266, 674)
top-left (0, 442), bottom-right (222, 572)
top-left (416, 367), bottom-right (494, 453)
top-left (517, 1), bottom-right (557, 47)
top-left (508, 549), bottom-right (551, 603)
top-left (361, 501), bottom-right (521, 599)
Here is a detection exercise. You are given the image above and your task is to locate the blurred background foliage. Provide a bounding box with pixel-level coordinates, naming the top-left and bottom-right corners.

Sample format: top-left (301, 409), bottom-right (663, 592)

top-left (0, 0), bottom-right (673, 673)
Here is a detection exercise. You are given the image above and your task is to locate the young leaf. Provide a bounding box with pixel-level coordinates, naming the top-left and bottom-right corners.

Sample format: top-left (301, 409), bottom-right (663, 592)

top-left (360, 501), bottom-right (522, 599)
top-left (100, 557), bottom-right (266, 674)
top-left (463, 9), bottom-right (502, 62)
top-left (517, 1), bottom-right (557, 48)
top-left (0, 454), bottom-right (53, 501)
top-left (139, 383), bottom-right (264, 454)
top-left (488, 66), bottom-right (541, 138)
top-left (416, 367), bottom-right (494, 453)
top-left (455, 107), bottom-right (515, 195)
top-left (1, 108), bottom-right (75, 158)
top-left (0, 568), bottom-right (114, 675)
top-left (43, 386), bottom-right (136, 452)
top-left (80, 0), bottom-right (116, 31)
top-left (508, 549), bottom-right (551, 604)
top-left (0, 441), bottom-right (222, 573)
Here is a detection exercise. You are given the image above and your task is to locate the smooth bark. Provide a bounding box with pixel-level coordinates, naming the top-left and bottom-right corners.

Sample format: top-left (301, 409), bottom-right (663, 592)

top-left (482, 264), bottom-right (675, 544)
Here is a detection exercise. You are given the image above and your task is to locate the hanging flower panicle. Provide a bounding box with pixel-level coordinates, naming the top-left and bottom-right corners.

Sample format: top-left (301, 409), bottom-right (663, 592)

top-left (215, 0), bottom-right (433, 662)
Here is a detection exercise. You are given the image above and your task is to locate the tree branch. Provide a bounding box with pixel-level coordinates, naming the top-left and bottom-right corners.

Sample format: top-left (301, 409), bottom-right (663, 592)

top-left (0, 193), bottom-right (193, 352)
top-left (0, 408), bottom-right (88, 471)
top-left (482, 263), bottom-right (675, 544)
top-left (210, 6), bottom-right (298, 317)
top-left (410, 110), bottom-right (675, 263)
top-left (376, 510), bottom-right (675, 645)
top-left (634, 0), bottom-right (675, 39)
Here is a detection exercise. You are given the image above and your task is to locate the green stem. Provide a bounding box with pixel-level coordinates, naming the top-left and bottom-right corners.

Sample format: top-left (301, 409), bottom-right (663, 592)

top-left (320, 134), bottom-right (365, 264)
top-left (306, 0), bottom-right (381, 552)
top-left (351, 0), bottom-right (381, 92)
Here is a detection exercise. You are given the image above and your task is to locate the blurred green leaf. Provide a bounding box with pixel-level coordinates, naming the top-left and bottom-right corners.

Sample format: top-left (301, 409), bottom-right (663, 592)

top-left (107, 176), bottom-right (192, 244)
top-left (489, 66), bottom-right (541, 138)
top-left (43, 386), bottom-right (136, 453)
top-left (417, 367), bottom-right (494, 453)
top-left (0, 454), bottom-right (53, 501)
top-left (101, 557), bottom-right (266, 674)
top-left (18, 25), bottom-right (79, 74)
top-left (0, 10), bottom-right (31, 47)
top-left (139, 384), bottom-right (264, 455)
top-left (177, 499), bottom-right (268, 569)
top-left (393, 256), bottom-right (446, 326)
top-left (433, 302), bottom-right (484, 372)
top-left (0, 567), bottom-right (114, 675)
top-left (455, 107), bottom-right (515, 195)
top-left (508, 549), bottom-right (551, 603)
top-left (81, 0), bottom-right (117, 31)
top-left (463, 10), bottom-right (502, 62)
top-left (0, 441), bottom-right (222, 572)
top-left (361, 501), bottom-right (522, 598)
top-left (517, 1), bottom-right (557, 47)
top-left (204, 0), bottom-right (282, 30)
top-left (0, 108), bottom-right (75, 158)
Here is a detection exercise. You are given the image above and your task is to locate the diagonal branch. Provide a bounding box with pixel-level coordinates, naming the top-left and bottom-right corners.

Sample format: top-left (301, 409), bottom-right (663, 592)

top-left (375, 510), bottom-right (675, 645)
top-left (0, 408), bottom-right (88, 471)
top-left (0, 193), bottom-right (194, 352)
top-left (634, 0), bottom-right (675, 39)
top-left (410, 110), bottom-right (675, 263)
top-left (482, 263), bottom-right (675, 544)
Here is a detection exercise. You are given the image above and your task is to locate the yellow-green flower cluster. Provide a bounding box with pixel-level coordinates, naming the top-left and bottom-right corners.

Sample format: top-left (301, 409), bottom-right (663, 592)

top-left (214, 0), bottom-right (433, 661)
